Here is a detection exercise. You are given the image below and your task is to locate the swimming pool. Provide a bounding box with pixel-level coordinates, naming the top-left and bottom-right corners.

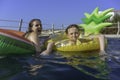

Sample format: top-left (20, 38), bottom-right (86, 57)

top-left (0, 38), bottom-right (120, 80)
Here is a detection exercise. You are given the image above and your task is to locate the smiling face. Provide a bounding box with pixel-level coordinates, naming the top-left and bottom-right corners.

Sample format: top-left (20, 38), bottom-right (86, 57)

top-left (31, 20), bottom-right (42, 34)
top-left (66, 27), bottom-right (80, 42)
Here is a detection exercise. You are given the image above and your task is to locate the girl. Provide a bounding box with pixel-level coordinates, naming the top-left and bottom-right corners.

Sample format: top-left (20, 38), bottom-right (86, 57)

top-left (23, 19), bottom-right (42, 54)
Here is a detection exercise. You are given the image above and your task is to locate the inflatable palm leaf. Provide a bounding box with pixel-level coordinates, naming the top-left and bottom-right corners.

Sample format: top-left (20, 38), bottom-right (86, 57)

top-left (80, 7), bottom-right (114, 36)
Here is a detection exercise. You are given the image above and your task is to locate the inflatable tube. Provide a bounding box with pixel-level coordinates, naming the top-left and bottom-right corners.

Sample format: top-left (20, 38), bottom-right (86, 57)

top-left (53, 38), bottom-right (100, 52)
top-left (0, 29), bottom-right (35, 55)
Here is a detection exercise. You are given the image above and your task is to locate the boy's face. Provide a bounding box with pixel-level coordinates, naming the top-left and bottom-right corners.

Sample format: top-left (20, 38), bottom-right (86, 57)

top-left (67, 27), bottom-right (80, 42)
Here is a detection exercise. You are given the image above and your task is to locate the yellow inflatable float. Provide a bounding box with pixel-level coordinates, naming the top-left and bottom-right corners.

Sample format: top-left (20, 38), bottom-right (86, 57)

top-left (48, 32), bottom-right (102, 52)
top-left (47, 7), bottom-right (113, 52)
top-left (54, 38), bottom-right (100, 52)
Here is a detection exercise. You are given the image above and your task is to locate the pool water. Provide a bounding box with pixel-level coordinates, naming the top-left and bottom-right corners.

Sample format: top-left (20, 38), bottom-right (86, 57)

top-left (0, 38), bottom-right (120, 80)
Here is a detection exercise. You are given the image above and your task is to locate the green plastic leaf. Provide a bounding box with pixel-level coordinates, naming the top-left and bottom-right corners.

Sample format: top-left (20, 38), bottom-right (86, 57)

top-left (80, 7), bottom-right (114, 36)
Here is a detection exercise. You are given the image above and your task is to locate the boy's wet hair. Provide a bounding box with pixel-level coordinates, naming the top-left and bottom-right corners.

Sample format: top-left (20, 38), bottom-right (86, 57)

top-left (65, 24), bottom-right (83, 34)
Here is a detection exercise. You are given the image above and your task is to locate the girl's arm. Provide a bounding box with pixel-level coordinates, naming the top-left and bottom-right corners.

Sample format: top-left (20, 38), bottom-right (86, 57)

top-left (40, 42), bottom-right (54, 56)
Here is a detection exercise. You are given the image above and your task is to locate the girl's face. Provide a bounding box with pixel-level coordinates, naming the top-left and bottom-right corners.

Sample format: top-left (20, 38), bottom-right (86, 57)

top-left (32, 21), bottom-right (42, 34)
top-left (67, 27), bottom-right (80, 42)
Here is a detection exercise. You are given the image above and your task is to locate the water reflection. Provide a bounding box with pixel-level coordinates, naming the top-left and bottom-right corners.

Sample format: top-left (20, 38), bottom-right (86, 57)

top-left (0, 57), bottom-right (23, 80)
top-left (56, 51), bottom-right (110, 80)
top-left (0, 51), bottom-right (110, 80)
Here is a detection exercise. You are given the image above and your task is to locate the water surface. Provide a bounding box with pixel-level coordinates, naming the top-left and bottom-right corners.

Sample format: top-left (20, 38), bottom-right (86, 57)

top-left (0, 38), bottom-right (120, 80)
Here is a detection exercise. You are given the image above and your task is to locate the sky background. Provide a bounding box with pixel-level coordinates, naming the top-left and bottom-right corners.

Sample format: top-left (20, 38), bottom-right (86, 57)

top-left (0, 0), bottom-right (119, 31)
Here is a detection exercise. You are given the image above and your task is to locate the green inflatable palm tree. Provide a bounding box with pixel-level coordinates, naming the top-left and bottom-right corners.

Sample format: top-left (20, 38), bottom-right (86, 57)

top-left (80, 7), bottom-right (114, 36)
